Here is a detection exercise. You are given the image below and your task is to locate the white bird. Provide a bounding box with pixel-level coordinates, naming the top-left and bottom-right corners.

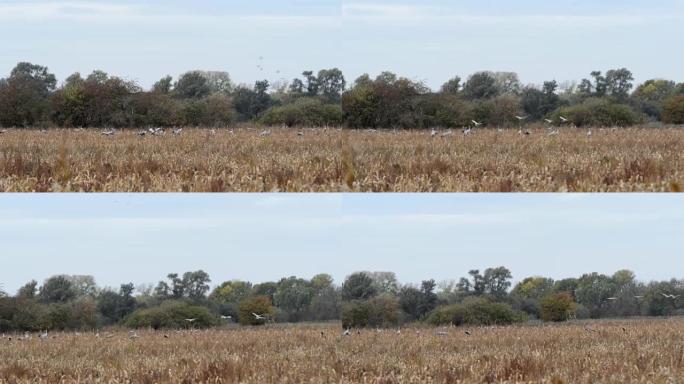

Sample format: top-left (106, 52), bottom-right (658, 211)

top-left (173, 128), bottom-right (183, 135)
top-left (185, 318), bottom-right (197, 323)
top-left (606, 297), bottom-right (618, 301)
top-left (209, 129), bottom-right (216, 135)
top-left (634, 295), bottom-right (644, 299)
top-left (129, 331), bottom-right (139, 339)
top-left (0, 129), bottom-right (7, 134)
top-left (544, 119), bottom-right (553, 124)
top-left (462, 127), bottom-right (473, 135)
top-left (548, 130), bottom-right (559, 136)
top-left (259, 129), bottom-right (271, 137)
top-left (559, 116), bottom-right (569, 123)
top-left (221, 315), bottom-right (232, 320)
top-left (297, 131), bottom-right (304, 136)
top-left (342, 328), bottom-right (351, 336)
top-left (102, 129), bottom-right (115, 136)
top-left (471, 120), bottom-right (482, 127)
top-left (39, 330), bottom-right (48, 340)
top-left (252, 313), bottom-right (265, 320)
top-left (436, 331), bottom-right (448, 336)
top-left (515, 115), bottom-right (527, 121)
top-left (587, 130), bottom-right (592, 137)
top-left (430, 128), bottom-right (437, 137)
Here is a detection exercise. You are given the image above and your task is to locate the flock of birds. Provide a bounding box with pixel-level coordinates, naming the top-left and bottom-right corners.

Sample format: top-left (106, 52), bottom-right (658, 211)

top-left (427, 115), bottom-right (591, 138)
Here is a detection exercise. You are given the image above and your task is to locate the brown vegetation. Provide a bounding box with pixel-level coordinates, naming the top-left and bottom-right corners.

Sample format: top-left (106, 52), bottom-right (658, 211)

top-left (0, 126), bottom-right (681, 192)
top-left (1, 318), bottom-right (683, 383)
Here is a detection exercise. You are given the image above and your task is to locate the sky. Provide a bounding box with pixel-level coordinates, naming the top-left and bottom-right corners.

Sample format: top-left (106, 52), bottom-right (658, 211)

top-left (1, 0), bottom-right (683, 90)
top-left (0, 194), bottom-right (682, 293)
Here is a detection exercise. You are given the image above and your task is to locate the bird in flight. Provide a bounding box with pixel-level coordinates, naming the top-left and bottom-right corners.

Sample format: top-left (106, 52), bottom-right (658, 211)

top-left (471, 120), bottom-right (482, 127)
top-left (515, 115), bottom-right (527, 121)
top-left (559, 116), bottom-right (569, 123)
top-left (185, 318), bottom-right (197, 322)
top-left (221, 315), bottom-right (232, 320)
top-left (544, 119), bottom-right (553, 124)
top-left (252, 313), bottom-right (265, 320)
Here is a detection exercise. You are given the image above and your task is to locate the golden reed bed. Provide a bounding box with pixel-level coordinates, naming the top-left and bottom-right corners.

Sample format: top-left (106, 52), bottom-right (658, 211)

top-left (1, 318), bottom-right (683, 383)
top-left (0, 127), bottom-right (681, 192)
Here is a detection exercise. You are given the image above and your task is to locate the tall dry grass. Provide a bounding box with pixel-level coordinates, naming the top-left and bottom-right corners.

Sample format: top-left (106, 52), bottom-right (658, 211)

top-left (0, 127), bottom-right (681, 191)
top-left (1, 318), bottom-right (683, 383)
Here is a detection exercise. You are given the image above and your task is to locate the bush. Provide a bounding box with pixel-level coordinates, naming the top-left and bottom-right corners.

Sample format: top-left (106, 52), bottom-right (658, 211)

top-left (426, 298), bottom-right (522, 326)
top-left (260, 97), bottom-right (342, 127)
top-left (123, 300), bottom-right (218, 329)
top-left (341, 295), bottom-right (401, 328)
top-left (237, 296), bottom-right (273, 326)
top-left (662, 95), bottom-right (684, 124)
top-left (553, 98), bottom-right (640, 127)
top-left (539, 293), bottom-right (575, 322)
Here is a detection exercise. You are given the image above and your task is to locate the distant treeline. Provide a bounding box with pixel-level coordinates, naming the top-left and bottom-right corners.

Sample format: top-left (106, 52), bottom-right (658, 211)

top-left (1, 268), bottom-right (682, 331)
top-left (1, 62), bottom-right (683, 129)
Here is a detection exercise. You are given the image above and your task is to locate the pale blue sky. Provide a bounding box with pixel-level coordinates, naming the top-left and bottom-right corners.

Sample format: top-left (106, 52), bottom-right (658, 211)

top-left (0, 194), bottom-right (682, 293)
top-left (1, 0), bottom-right (683, 90)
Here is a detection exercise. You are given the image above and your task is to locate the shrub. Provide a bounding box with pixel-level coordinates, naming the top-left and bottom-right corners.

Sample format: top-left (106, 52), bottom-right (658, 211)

top-left (341, 295), bottom-right (401, 328)
top-left (539, 293), bottom-right (575, 322)
top-left (123, 300), bottom-right (218, 329)
top-left (260, 97), bottom-right (342, 127)
top-left (553, 98), bottom-right (640, 127)
top-left (662, 95), bottom-right (684, 124)
top-left (237, 296), bottom-right (273, 326)
top-left (426, 298), bottom-right (522, 326)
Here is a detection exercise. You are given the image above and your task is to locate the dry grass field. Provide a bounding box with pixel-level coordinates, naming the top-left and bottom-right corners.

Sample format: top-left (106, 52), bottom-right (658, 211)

top-left (0, 126), bottom-right (682, 192)
top-left (1, 318), bottom-right (683, 383)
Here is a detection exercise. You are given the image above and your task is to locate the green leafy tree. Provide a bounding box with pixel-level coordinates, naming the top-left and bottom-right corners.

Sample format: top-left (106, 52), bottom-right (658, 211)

top-left (662, 95), bottom-right (684, 124)
top-left (341, 272), bottom-right (377, 300)
top-left (540, 292), bottom-right (575, 322)
top-left (40, 276), bottom-right (76, 303)
top-left (238, 296), bottom-right (273, 325)
top-left (174, 71), bottom-right (211, 99)
top-left (0, 62), bottom-right (56, 127)
top-left (463, 72), bottom-right (500, 100)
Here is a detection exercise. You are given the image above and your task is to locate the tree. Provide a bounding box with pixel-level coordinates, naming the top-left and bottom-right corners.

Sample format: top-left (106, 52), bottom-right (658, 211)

top-left (341, 273), bottom-right (377, 300)
top-left (630, 79), bottom-right (676, 119)
top-left (66, 275), bottom-right (98, 297)
top-left (209, 280), bottom-right (253, 305)
top-left (483, 267), bottom-right (513, 298)
top-left (662, 95), bottom-right (684, 124)
top-left (153, 75), bottom-right (173, 94)
top-left (440, 76), bottom-right (461, 95)
top-left (605, 68), bottom-right (634, 101)
top-left (200, 71), bottom-right (233, 95)
top-left (16, 280), bottom-right (38, 300)
top-left (273, 276), bottom-right (314, 321)
top-left (317, 68), bottom-right (346, 101)
top-left (492, 72), bottom-right (521, 95)
top-left (540, 292), bottom-right (575, 322)
top-left (238, 296), bottom-right (273, 325)
top-left (0, 62), bottom-right (56, 127)
top-left (40, 276), bottom-right (76, 303)
top-left (398, 286), bottom-right (422, 320)
top-left (174, 71), bottom-right (211, 99)
top-left (418, 279), bottom-right (438, 316)
top-left (463, 72), bottom-right (499, 100)
top-left (521, 81), bottom-right (560, 120)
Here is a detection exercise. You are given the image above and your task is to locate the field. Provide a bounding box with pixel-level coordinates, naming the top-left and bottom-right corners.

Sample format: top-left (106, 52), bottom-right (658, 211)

top-left (1, 318), bottom-right (683, 383)
top-left (0, 126), bottom-right (682, 192)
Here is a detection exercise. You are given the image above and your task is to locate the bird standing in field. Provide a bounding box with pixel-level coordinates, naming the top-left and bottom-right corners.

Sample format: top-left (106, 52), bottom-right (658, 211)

top-left (431, 128), bottom-right (437, 137)
top-left (173, 128), bottom-right (183, 135)
top-left (259, 129), bottom-right (271, 137)
top-left (342, 328), bottom-right (351, 336)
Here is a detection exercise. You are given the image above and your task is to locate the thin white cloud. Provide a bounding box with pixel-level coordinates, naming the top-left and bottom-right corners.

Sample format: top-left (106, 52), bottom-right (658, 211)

top-left (0, 1), bottom-right (340, 27)
top-left (342, 2), bottom-right (682, 27)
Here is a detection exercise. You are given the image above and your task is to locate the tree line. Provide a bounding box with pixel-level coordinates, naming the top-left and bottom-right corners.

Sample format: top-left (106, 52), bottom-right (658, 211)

top-left (0, 268), bottom-right (682, 331)
top-left (1, 62), bottom-right (683, 130)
